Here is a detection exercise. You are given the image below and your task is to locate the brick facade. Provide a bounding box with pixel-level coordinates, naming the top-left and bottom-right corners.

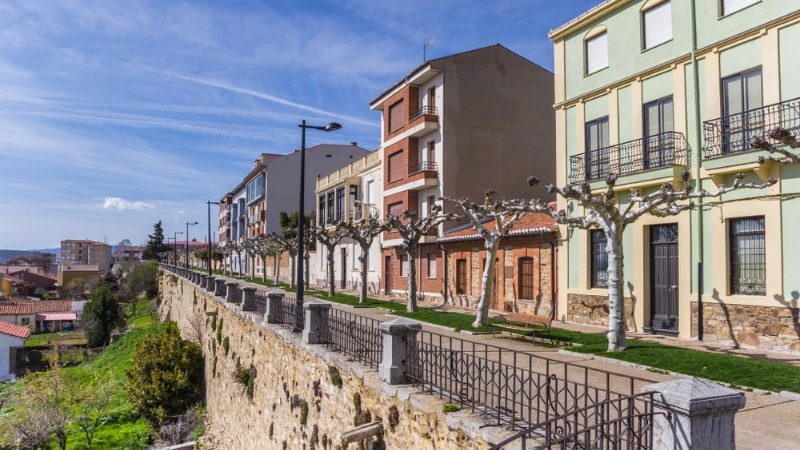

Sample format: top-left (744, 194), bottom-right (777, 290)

top-left (382, 243), bottom-right (444, 299)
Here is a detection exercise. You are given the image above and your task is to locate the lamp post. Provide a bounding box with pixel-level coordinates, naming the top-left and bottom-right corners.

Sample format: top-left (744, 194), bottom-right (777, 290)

top-left (186, 221), bottom-right (198, 269)
top-left (206, 201), bottom-right (219, 276)
top-left (170, 232), bottom-right (183, 265)
top-left (294, 120), bottom-right (342, 332)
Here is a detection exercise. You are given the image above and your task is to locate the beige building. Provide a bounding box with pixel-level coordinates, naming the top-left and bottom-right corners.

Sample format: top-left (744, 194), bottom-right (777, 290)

top-left (60, 239), bottom-right (113, 272)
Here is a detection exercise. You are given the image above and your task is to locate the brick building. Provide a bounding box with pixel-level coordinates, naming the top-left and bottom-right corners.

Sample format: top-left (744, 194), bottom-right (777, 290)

top-left (369, 44), bottom-right (556, 299)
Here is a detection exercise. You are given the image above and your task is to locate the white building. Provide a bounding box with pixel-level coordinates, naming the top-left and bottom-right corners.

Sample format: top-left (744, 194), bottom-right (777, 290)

top-left (0, 322), bottom-right (29, 381)
top-left (311, 150), bottom-right (383, 294)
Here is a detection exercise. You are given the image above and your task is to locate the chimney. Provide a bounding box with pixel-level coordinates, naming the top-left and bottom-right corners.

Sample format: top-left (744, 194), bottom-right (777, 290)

top-left (351, 142), bottom-right (358, 146)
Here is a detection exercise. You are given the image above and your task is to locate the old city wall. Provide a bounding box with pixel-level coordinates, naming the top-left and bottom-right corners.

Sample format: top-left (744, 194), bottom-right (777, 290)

top-left (158, 271), bottom-right (502, 450)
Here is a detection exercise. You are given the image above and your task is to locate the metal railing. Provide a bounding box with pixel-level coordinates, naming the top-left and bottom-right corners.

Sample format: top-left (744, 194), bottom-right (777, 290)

top-left (703, 97), bottom-right (800, 158)
top-left (319, 308), bottom-right (383, 369)
top-left (569, 132), bottom-right (689, 184)
top-left (253, 290), bottom-right (268, 314)
top-left (404, 330), bottom-right (654, 430)
top-left (409, 161), bottom-right (438, 174)
top-left (272, 293), bottom-right (299, 332)
top-left (490, 392), bottom-right (657, 450)
top-left (409, 105), bottom-right (438, 121)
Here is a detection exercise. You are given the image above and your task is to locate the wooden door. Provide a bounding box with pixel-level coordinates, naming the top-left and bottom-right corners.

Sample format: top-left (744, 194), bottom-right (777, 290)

top-left (650, 224), bottom-right (679, 333)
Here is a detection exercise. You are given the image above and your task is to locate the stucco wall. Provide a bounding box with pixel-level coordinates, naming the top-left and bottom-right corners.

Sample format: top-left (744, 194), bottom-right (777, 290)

top-left (158, 271), bottom-right (510, 449)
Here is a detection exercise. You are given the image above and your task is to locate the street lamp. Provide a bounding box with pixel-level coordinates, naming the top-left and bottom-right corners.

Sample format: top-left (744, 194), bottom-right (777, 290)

top-left (169, 232), bottom-right (183, 265)
top-left (186, 221), bottom-right (198, 269)
top-left (294, 120), bottom-right (342, 332)
top-left (206, 201), bottom-right (219, 276)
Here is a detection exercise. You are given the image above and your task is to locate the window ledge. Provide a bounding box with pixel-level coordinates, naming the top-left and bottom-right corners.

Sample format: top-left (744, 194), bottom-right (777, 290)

top-left (641, 38), bottom-right (673, 53)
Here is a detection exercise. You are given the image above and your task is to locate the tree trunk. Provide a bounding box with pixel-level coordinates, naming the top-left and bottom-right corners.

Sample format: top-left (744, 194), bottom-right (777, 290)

top-left (474, 236), bottom-right (500, 328)
top-left (250, 254), bottom-right (255, 280)
top-left (304, 254), bottom-right (310, 288)
top-left (289, 254), bottom-right (296, 288)
top-left (359, 244), bottom-right (369, 304)
top-left (606, 226), bottom-right (626, 352)
top-left (261, 255), bottom-right (267, 282)
top-left (406, 246), bottom-right (418, 313)
top-left (274, 253), bottom-right (280, 284)
top-left (326, 246), bottom-right (336, 297)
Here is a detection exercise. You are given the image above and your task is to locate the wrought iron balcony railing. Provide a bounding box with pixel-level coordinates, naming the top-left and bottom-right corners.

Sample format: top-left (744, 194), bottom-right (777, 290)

top-left (569, 131), bottom-right (689, 184)
top-left (703, 97), bottom-right (800, 158)
top-left (409, 105), bottom-right (438, 121)
top-left (409, 161), bottom-right (438, 174)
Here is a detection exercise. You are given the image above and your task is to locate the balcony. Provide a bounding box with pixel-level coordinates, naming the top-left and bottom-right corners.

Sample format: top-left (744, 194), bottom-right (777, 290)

top-left (406, 105), bottom-right (439, 137)
top-left (569, 132), bottom-right (689, 184)
top-left (409, 161), bottom-right (438, 174)
top-left (702, 97), bottom-right (800, 159)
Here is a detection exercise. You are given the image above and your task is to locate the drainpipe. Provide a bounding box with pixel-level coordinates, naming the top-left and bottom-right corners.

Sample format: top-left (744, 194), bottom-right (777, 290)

top-left (438, 243), bottom-right (448, 304)
top-left (550, 239), bottom-right (557, 321)
top-left (690, 0), bottom-right (704, 341)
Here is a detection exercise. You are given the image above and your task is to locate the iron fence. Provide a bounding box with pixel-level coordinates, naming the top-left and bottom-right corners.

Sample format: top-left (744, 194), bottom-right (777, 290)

top-left (489, 392), bottom-right (657, 450)
top-left (569, 132), bottom-right (688, 183)
top-left (273, 293), bottom-right (300, 332)
top-left (319, 308), bottom-right (383, 368)
top-left (404, 330), bottom-right (654, 430)
top-left (409, 161), bottom-right (438, 174)
top-left (409, 105), bottom-right (438, 121)
top-left (703, 97), bottom-right (800, 158)
top-left (253, 290), bottom-right (268, 314)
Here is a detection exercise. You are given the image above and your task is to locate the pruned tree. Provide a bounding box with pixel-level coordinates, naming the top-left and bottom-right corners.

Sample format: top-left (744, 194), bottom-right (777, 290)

top-left (217, 245), bottom-right (232, 276)
top-left (753, 128), bottom-right (800, 165)
top-left (444, 190), bottom-right (527, 327)
top-left (241, 237), bottom-right (258, 280)
top-left (340, 211), bottom-right (390, 304)
top-left (522, 171), bottom-right (775, 352)
top-left (270, 233), bottom-right (298, 288)
top-left (252, 235), bottom-right (283, 283)
top-left (387, 205), bottom-right (456, 312)
top-left (227, 241), bottom-right (244, 276)
top-left (302, 225), bottom-right (315, 286)
top-left (311, 222), bottom-right (349, 297)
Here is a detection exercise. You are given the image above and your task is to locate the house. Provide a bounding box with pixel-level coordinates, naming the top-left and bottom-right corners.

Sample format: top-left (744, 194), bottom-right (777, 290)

top-left (0, 270), bottom-right (57, 297)
top-left (57, 264), bottom-right (101, 292)
top-left (0, 300), bottom-right (74, 331)
top-left (0, 322), bottom-right (29, 381)
top-left (60, 240), bottom-right (113, 273)
top-left (369, 44), bottom-right (556, 299)
top-left (311, 150), bottom-right (383, 293)
top-left (550, 0), bottom-right (800, 350)
top-left (220, 143), bottom-right (370, 276)
top-left (438, 213), bottom-right (559, 316)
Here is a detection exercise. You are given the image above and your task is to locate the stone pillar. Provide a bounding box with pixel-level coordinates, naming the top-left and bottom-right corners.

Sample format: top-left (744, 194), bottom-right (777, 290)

top-left (378, 318), bottom-right (422, 385)
top-left (264, 292), bottom-right (285, 324)
top-left (241, 287), bottom-right (257, 311)
top-left (225, 282), bottom-right (240, 303)
top-left (641, 378), bottom-right (746, 450)
top-left (302, 302), bottom-right (331, 344)
top-left (197, 274), bottom-right (205, 287)
top-left (214, 279), bottom-right (226, 297)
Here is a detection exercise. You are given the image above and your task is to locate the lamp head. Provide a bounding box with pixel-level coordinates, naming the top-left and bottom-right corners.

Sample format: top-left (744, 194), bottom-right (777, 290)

top-left (323, 122), bottom-right (342, 132)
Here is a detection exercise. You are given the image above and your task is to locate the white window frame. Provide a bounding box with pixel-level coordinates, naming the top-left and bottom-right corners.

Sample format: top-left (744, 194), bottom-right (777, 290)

top-left (427, 253), bottom-right (437, 278)
top-left (585, 31), bottom-right (609, 75)
top-left (642, 1), bottom-right (672, 50)
top-left (721, 0), bottom-right (760, 16)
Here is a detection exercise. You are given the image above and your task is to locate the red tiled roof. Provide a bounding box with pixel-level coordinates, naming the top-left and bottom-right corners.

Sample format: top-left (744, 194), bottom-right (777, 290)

top-left (5, 271), bottom-right (57, 289)
top-left (0, 321), bottom-right (31, 339)
top-left (0, 301), bottom-right (72, 315)
top-left (439, 212), bottom-right (557, 243)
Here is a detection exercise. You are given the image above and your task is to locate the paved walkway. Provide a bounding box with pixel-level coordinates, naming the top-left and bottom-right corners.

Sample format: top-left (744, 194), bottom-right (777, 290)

top-left (218, 274), bottom-right (798, 449)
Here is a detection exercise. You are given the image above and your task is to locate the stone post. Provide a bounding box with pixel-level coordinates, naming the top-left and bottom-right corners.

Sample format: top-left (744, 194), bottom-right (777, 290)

top-left (198, 274), bottom-right (206, 287)
top-left (264, 292), bottom-right (284, 324)
top-left (302, 302), bottom-right (331, 344)
top-left (225, 282), bottom-right (240, 303)
top-left (214, 279), bottom-right (226, 297)
top-left (378, 318), bottom-right (422, 385)
top-left (641, 378), bottom-right (746, 450)
top-left (194, 273), bottom-right (201, 285)
top-left (241, 287), bottom-right (257, 311)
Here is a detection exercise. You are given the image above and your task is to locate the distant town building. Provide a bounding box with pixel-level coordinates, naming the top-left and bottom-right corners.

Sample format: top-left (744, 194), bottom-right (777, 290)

top-left (58, 264), bottom-right (101, 290)
top-left (60, 239), bottom-right (113, 272)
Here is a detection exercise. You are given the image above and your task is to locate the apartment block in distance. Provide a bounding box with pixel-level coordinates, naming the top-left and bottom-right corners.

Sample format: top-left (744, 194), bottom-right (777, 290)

top-left (59, 239), bottom-right (112, 272)
top-left (550, 0), bottom-right (800, 350)
top-left (369, 44), bottom-right (556, 301)
top-left (312, 150), bottom-right (383, 293)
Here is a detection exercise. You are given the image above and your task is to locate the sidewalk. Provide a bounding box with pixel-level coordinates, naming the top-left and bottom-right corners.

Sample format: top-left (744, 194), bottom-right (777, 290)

top-left (219, 274), bottom-right (799, 450)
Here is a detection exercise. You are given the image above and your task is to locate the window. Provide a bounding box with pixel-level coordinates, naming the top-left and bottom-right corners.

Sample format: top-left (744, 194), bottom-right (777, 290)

top-left (427, 140), bottom-right (435, 163)
top-left (643, 96), bottom-right (674, 169)
top-left (722, 0), bottom-right (759, 16)
top-left (729, 216), bottom-right (766, 295)
top-left (400, 255), bottom-right (409, 277)
top-left (427, 86), bottom-right (436, 108)
top-left (366, 179), bottom-right (375, 218)
top-left (518, 257), bottom-right (534, 300)
top-left (318, 195), bottom-right (326, 225)
top-left (388, 201), bottom-right (404, 217)
top-left (388, 100), bottom-right (404, 133)
top-left (388, 151), bottom-right (403, 182)
top-left (643, 1), bottom-right (672, 49)
top-left (585, 117), bottom-right (610, 180)
top-left (590, 229), bottom-right (608, 288)
top-left (426, 195), bottom-right (436, 217)
top-left (721, 67), bottom-right (763, 154)
top-left (349, 185), bottom-right (359, 220)
top-left (585, 32), bottom-right (608, 74)
top-left (456, 259), bottom-right (467, 294)
top-left (326, 192), bottom-right (334, 224)
top-left (246, 173), bottom-right (266, 204)
top-left (20, 317), bottom-right (30, 325)
top-left (427, 253), bottom-right (437, 278)
top-left (335, 187), bottom-right (345, 222)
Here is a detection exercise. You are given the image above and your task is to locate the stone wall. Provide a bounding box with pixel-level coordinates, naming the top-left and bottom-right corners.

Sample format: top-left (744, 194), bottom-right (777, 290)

top-left (158, 271), bottom-right (507, 449)
top-left (691, 302), bottom-right (800, 353)
top-left (566, 294), bottom-right (635, 329)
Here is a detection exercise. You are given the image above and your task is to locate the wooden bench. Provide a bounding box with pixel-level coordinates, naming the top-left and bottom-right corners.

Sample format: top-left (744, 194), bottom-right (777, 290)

top-left (493, 313), bottom-right (553, 342)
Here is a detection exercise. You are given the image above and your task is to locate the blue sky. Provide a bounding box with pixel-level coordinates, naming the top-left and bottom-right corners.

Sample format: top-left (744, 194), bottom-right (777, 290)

top-left (0, 0), bottom-right (598, 250)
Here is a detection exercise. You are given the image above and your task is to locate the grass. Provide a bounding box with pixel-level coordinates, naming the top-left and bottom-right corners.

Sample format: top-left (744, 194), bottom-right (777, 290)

top-left (232, 274), bottom-right (800, 393)
top-left (25, 329), bottom-right (87, 347)
top-left (2, 298), bottom-right (159, 449)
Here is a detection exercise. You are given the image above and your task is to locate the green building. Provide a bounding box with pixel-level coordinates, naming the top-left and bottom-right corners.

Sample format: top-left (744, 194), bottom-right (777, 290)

top-left (550, 0), bottom-right (800, 350)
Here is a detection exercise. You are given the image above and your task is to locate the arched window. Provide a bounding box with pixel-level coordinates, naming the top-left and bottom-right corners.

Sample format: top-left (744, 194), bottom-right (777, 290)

top-left (584, 25), bottom-right (608, 75)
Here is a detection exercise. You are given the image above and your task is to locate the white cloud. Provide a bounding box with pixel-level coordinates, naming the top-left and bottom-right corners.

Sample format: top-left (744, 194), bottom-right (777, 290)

top-left (100, 197), bottom-right (155, 211)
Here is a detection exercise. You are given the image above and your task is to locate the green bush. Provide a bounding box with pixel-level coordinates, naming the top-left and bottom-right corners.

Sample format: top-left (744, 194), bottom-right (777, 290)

top-left (82, 284), bottom-right (127, 348)
top-left (126, 322), bottom-right (205, 427)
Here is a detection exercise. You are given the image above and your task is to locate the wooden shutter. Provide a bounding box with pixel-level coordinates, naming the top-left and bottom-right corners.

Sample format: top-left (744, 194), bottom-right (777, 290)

top-left (388, 100), bottom-right (404, 132)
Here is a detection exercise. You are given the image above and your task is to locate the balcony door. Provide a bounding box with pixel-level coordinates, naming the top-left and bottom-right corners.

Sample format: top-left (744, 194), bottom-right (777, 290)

top-left (722, 67), bottom-right (763, 154)
top-left (585, 117), bottom-right (610, 181)
top-left (643, 96), bottom-right (674, 170)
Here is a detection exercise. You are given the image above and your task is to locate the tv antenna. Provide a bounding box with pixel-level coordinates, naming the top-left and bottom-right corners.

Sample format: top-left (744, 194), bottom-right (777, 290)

top-left (423, 38), bottom-right (435, 62)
